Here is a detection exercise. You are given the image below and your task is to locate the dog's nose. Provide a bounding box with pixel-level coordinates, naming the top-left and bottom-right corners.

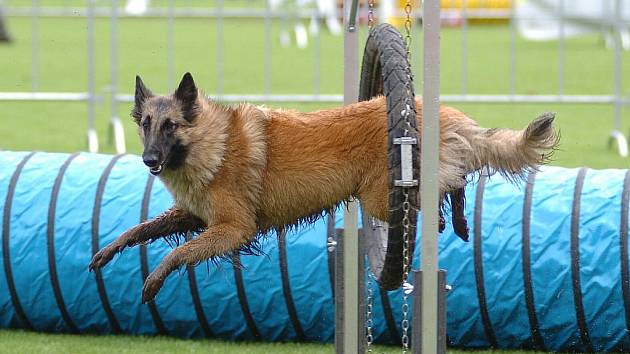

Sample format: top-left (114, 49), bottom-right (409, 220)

top-left (142, 153), bottom-right (160, 168)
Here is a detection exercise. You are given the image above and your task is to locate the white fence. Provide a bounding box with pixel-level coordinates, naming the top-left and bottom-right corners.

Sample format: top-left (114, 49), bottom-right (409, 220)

top-left (1, 0), bottom-right (628, 155)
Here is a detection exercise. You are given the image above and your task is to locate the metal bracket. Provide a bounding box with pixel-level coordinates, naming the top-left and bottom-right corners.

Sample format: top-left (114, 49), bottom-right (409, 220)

top-left (347, 0), bottom-right (359, 32)
top-left (327, 237), bottom-right (337, 252)
top-left (394, 137), bottom-right (417, 144)
top-left (394, 136), bottom-right (418, 187)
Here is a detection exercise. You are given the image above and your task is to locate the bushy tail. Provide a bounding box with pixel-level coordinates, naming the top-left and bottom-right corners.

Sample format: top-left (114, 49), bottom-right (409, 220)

top-left (475, 112), bottom-right (559, 181)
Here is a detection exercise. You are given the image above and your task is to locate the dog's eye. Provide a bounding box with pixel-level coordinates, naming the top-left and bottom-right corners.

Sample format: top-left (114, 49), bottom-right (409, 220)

top-left (164, 120), bottom-right (177, 131)
top-left (142, 116), bottom-right (151, 129)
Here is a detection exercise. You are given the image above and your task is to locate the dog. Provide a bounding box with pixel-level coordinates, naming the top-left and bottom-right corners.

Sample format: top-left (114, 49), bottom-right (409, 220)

top-left (89, 72), bottom-right (559, 303)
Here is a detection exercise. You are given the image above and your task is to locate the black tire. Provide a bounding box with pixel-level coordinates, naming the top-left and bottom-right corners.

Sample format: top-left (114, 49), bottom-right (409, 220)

top-left (359, 23), bottom-right (420, 291)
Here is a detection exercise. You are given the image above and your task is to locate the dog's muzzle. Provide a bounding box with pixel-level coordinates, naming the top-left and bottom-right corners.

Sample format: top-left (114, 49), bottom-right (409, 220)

top-left (149, 164), bottom-right (163, 175)
top-left (143, 153), bottom-right (163, 175)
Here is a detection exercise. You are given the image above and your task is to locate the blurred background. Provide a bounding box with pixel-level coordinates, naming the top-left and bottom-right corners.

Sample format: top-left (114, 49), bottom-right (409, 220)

top-left (0, 1), bottom-right (629, 352)
top-left (0, 0), bottom-right (629, 168)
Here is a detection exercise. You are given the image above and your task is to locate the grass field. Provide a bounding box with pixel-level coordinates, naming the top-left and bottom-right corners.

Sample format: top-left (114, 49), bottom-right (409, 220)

top-left (0, 9), bottom-right (629, 168)
top-left (0, 3), bottom-right (628, 353)
top-left (0, 329), bottom-right (549, 354)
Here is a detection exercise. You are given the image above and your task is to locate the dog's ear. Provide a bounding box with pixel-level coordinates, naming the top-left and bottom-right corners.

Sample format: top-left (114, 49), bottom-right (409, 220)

top-left (132, 75), bottom-right (153, 123)
top-left (174, 72), bottom-right (200, 122)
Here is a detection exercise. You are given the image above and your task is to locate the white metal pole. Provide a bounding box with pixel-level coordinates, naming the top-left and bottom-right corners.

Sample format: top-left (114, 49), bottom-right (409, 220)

top-left (609, 0), bottom-right (628, 157)
top-left (216, 0), bottom-right (224, 98)
top-left (420, 0), bottom-right (441, 352)
top-left (613, 0), bottom-right (622, 131)
top-left (87, 0), bottom-right (98, 153)
top-left (167, 0), bottom-right (175, 91)
top-left (342, 0), bottom-right (359, 353)
top-left (110, 0), bottom-right (126, 154)
top-left (508, 2), bottom-right (516, 96)
top-left (461, 0), bottom-right (468, 95)
top-left (111, 0), bottom-right (118, 128)
top-left (313, 8), bottom-right (321, 97)
top-left (557, 0), bottom-right (565, 96)
top-left (264, 0), bottom-right (272, 95)
top-left (31, 0), bottom-right (39, 92)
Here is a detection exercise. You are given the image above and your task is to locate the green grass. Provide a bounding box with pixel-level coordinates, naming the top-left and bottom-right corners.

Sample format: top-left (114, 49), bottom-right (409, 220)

top-left (0, 8), bottom-right (627, 353)
top-left (0, 15), bottom-right (629, 167)
top-left (0, 329), bottom-right (547, 354)
top-left (0, 330), bottom-right (333, 354)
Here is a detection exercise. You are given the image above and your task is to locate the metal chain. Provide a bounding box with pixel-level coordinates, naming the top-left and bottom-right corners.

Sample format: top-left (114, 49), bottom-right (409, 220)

top-left (365, 0), bottom-right (378, 350)
top-left (401, 191), bottom-right (412, 353)
top-left (368, 0), bottom-right (375, 29)
top-left (404, 0), bottom-right (413, 56)
top-left (400, 2), bottom-right (415, 352)
top-left (366, 270), bottom-right (374, 353)
top-left (399, 44), bottom-right (414, 354)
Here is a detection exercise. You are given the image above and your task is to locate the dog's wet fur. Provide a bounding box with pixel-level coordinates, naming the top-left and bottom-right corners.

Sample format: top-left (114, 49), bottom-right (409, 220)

top-left (89, 72), bottom-right (559, 303)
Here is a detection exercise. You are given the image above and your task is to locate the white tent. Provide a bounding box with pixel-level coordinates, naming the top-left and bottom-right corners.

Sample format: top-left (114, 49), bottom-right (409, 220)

top-left (516, 0), bottom-right (630, 49)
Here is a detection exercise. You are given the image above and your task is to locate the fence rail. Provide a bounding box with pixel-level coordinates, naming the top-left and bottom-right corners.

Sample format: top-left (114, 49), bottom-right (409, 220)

top-left (0, 92), bottom-right (93, 101)
top-left (1, 1), bottom-right (628, 155)
top-left (5, 7), bottom-right (511, 19)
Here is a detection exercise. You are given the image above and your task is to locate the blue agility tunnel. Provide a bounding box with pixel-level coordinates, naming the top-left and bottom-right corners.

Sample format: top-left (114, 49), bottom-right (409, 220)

top-left (0, 151), bottom-right (629, 351)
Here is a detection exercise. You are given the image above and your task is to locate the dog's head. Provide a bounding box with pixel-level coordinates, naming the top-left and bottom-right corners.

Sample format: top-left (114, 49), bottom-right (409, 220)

top-left (132, 72), bottom-right (201, 176)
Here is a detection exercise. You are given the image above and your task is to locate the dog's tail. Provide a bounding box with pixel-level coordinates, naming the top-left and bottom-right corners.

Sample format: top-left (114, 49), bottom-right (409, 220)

top-left (473, 112), bottom-right (559, 181)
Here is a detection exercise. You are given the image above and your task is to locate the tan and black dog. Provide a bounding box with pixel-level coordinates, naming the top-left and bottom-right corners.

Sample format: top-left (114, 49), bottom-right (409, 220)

top-left (89, 72), bottom-right (559, 303)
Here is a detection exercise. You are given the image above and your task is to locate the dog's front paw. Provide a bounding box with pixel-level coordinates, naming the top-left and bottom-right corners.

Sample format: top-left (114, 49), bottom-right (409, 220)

top-left (89, 244), bottom-right (120, 271)
top-left (141, 272), bottom-right (165, 303)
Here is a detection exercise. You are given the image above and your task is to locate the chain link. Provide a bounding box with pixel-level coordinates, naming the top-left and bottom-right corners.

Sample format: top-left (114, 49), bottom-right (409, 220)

top-left (400, 21), bottom-right (414, 352)
top-left (366, 271), bottom-right (374, 353)
top-left (402, 2), bottom-right (415, 352)
top-left (401, 191), bottom-right (411, 353)
top-left (368, 0), bottom-right (375, 29)
top-left (404, 0), bottom-right (413, 57)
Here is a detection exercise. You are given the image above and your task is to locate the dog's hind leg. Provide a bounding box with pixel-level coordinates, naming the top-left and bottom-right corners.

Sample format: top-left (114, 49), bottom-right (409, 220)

top-left (140, 223), bottom-right (254, 303)
top-left (449, 187), bottom-right (469, 241)
top-left (89, 207), bottom-right (205, 271)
